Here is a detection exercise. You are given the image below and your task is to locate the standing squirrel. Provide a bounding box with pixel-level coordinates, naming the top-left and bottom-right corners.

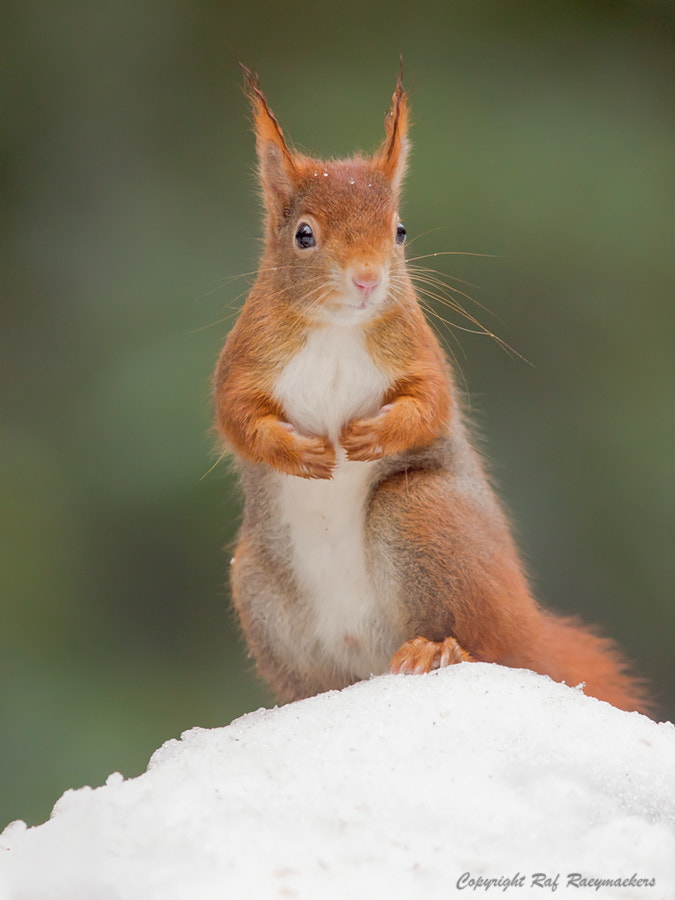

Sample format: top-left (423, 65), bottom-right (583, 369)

top-left (213, 64), bottom-right (649, 714)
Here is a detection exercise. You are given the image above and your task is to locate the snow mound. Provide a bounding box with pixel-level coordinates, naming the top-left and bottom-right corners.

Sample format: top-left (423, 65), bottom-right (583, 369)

top-left (1, 664), bottom-right (674, 899)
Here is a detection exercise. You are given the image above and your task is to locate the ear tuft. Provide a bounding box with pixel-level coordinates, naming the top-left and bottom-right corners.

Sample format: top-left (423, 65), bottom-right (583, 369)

top-left (375, 55), bottom-right (410, 192)
top-left (239, 62), bottom-right (298, 217)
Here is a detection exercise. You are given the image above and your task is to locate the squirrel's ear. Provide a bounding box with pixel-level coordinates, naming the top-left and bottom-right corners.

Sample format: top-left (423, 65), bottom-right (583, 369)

top-left (240, 63), bottom-right (298, 216)
top-left (374, 61), bottom-right (410, 192)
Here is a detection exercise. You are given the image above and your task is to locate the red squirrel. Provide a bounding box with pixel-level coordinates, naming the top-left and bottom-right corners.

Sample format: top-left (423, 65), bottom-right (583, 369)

top-left (213, 64), bottom-right (649, 714)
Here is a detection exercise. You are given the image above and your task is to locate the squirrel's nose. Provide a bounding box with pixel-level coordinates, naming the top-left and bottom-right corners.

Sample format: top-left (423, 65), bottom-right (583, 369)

top-left (353, 276), bottom-right (380, 294)
top-left (352, 263), bottom-right (381, 295)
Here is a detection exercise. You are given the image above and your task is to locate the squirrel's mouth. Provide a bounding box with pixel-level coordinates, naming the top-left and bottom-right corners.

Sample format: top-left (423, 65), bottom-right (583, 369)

top-left (323, 289), bottom-right (387, 323)
top-left (349, 297), bottom-right (374, 311)
top-left (310, 265), bottom-right (391, 324)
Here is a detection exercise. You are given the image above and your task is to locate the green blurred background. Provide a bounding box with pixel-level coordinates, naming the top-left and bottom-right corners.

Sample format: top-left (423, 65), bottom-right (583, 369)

top-left (1, 0), bottom-right (673, 827)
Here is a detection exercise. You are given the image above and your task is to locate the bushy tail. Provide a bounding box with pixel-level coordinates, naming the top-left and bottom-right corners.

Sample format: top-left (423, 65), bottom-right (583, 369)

top-left (532, 612), bottom-right (651, 714)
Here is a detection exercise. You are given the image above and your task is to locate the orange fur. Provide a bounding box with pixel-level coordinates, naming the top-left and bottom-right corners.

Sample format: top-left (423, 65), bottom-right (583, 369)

top-left (213, 65), bottom-right (651, 715)
top-left (371, 469), bottom-right (650, 712)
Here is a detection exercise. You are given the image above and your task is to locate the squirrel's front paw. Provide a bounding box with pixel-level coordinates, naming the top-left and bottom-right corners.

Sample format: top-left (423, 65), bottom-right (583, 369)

top-left (390, 636), bottom-right (474, 675)
top-left (340, 405), bottom-right (393, 462)
top-left (255, 418), bottom-right (336, 479)
top-left (290, 431), bottom-right (337, 479)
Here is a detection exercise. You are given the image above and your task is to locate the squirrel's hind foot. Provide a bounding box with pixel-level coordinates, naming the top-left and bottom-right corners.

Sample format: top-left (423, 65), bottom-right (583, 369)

top-left (390, 635), bottom-right (474, 675)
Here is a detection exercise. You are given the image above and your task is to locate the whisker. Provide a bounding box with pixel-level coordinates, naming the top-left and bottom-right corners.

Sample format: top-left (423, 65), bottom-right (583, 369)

top-left (407, 263), bottom-right (482, 293)
top-left (405, 225), bottom-right (454, 248)
top-left (418, 291), bottom-right (526, 362)
top-left (189, 287), bottom-right (252, 334)
top-left (412, 277), bottom-right (503, 328)
top-left (190, 268), bottom-right (276, 304)
top-left (402, 261), bottom-right (531, 365)
top-left (192, 261), bottom-right (309, 304)
top-left (407, 251), bottom-right (500, 262)
top-left (417, 299), bottom-right (469, 361)
top-left (406, 261), bottom-right (505, 328)
top-left (200, 447), bottom-right (229, 481)
top-left (407, 263), bottom-right (485, 298)
top-left (415, 297), bottom-right (471, 399)
top-left (191, 263), bottom-right (331, 334)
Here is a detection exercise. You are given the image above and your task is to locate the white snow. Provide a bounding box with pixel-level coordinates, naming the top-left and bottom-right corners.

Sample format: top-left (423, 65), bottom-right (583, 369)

top-left (1, 663), bottom-right (674, 900)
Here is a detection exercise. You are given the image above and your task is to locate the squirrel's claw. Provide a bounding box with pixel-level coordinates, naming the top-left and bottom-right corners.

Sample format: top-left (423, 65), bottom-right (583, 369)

top-left (390, 635), bottom-right (474, 675)
top-left (252, 417), bottom-right (335, 479)
top-left (340, 416), bottom-right (387, 461)
top-left (288, 434), bottom-right (336, 479)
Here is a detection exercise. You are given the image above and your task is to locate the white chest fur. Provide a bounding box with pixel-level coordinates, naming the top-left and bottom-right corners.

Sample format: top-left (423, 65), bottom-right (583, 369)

top-left (273, 324), bottom-right (389, 443)
top-left (273, 325), bottom-right (392, 676)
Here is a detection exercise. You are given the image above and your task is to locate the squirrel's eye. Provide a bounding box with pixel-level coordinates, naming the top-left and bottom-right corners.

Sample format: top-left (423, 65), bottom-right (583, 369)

top-left (295, 223), bottom-right (316, 249)
top-left (395, 222), bottom-right (407, 245)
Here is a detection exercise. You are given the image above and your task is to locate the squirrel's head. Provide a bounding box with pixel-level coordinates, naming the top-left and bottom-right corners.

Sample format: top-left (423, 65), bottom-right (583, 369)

top-left (240, 62), bottom-right (411, 324)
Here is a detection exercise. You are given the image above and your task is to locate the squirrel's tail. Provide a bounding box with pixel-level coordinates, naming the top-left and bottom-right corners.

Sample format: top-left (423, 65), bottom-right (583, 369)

top-left (531, 611), bottom-right (652, 715)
